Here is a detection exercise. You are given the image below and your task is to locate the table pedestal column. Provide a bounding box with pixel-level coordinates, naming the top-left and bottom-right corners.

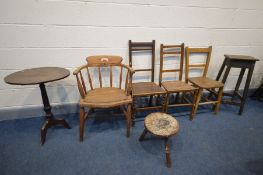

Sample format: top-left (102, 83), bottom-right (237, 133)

top-left (39, 83), bottom-right (71, 145)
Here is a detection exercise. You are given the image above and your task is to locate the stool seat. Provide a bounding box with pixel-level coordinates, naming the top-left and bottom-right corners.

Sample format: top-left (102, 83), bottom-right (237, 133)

top-left (145, 112), bottom-right (179, 137)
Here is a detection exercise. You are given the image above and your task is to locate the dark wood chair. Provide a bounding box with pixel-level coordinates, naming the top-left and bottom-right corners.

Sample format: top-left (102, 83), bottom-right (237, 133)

top-left (159, 44), bottom-right (198, 120)
top-left (129, 40), bottom-right (166, 126)
top-left (185, 47), bottom-right (224, 116)
top-left (73, 55), bottom-right (133, 141)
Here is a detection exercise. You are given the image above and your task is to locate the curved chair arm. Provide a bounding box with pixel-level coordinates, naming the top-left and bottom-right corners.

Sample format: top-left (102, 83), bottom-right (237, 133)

top-left (73, 64), bottom-right (88, 75)
top-left (121, 64), bottom-right (134, 96)
top-left (73, 64), bottom-right (89, 98)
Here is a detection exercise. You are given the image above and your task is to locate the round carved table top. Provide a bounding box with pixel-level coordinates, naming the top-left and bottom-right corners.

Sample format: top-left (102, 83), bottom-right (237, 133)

top-left (145, 112), bottom-right (179, 137)
top-left (4, 67), bottom-right (70, 85)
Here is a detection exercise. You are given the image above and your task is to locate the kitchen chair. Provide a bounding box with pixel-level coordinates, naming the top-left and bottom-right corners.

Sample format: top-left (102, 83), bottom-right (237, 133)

top-left (185, 47), bottom-right (224, 115)
top-left (129, 40), bottom-right (166, 126)
top-left (159, 43), bottom-right (198, 120)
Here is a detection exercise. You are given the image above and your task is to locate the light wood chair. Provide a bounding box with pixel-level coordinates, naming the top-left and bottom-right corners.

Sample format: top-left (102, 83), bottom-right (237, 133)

top-left (159, 43), bottom-right (198, 120)
top-left (73, 55), bottom-right (133, 141)
top-left (185, 47), bottom-right (224, 116)
top-left (129, 40), bottom-right (166, 126)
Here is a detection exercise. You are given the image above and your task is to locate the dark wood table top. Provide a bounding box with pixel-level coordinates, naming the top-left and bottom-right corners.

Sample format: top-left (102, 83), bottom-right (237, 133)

top-left (4, 67), bottom-right (70, 85)
top-left (224, 54), bottom-right (259, 61)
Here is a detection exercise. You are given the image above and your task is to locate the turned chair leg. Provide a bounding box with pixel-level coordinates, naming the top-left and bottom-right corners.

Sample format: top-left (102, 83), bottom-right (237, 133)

top-left (126, 104), bottom-right (131, 137)
top-left (190, 90), bottom-right (198, 120)
top-left (79, 106), bottom-right (85, 142)
top-left (139, 128), bottom-right (148, 141)
top-left (193, 88), bottom-right (203, 116)
top-left (163, 94), bottom-right (169, 113)
top-left (164, 137), bottom-right (172, 168)
top-left (214, 87), bottom-right (224, 114)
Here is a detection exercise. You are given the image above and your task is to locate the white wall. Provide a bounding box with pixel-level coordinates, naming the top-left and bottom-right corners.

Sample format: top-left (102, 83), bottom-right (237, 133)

top-left (0, 0), bottom-right (263, 119)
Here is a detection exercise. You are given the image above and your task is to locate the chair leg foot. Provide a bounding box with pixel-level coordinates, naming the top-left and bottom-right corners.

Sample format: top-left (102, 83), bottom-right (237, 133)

top-left (126, 104), bottom-right (131, 137)
top-left (79, 107), bottom-right (85, 142)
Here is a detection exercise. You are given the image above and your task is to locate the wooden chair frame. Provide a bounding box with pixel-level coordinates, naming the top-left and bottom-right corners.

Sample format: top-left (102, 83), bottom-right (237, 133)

top-left (185, 47), bottom-right (224, 115)
top-left (73, 55), bottom-right (133, 141)
top-left (159, 43), bottom-right (198, 119)
top-left (129, 40), bottom-right (166, 126)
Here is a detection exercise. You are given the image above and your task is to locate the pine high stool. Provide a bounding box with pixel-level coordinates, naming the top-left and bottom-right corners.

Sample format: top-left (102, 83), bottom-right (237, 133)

top-left (215, 55), bottom-right (259, 115)
top-left (139, 112), bottom-right (179, 168)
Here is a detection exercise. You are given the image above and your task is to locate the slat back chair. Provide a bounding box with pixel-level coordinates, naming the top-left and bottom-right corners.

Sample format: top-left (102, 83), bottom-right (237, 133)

top-left (159, 44), bottom-right (197, 119)
top-left (129, 40), bottom-right (166, 126)
top-left (185, 47), bottom-right (224, 116)
top-left (185, 47), bottom-right (212, 83)
top-left (73, 55), bottom-right (133, 141)
top-left (129, 40), bottom-right (155, 82)
top-left (159, 43), bottom-right (185, 85)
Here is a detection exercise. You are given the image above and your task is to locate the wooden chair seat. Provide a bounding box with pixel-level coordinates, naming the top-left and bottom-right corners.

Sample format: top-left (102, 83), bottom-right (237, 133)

top-left (132, 82), bottom-right (165, 96)
top-left (162, 81), bottom-right (197, 93)
top-left (80, 87), bottom-right (132, 108)
top-left (189, 77), bottom-right (224, 89)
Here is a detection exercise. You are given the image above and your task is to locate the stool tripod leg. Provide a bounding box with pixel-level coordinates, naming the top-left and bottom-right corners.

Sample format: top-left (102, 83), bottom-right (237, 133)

top-left (164, 137), bottom-right (172, 168)
top-left (139, 129), bottom-right (148, 141)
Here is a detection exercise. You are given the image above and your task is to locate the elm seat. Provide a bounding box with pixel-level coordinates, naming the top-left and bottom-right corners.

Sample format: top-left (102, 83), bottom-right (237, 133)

top-left (80, 87), bottom-right (132, 108)
top-left (144, 112), bottom-right (179, 137)
top-left (189, 77), bottom-right (224, 89)
top-left (139, 112), bottom-right (180, 168)
top-left (132, 82), bottom-right (165, 96)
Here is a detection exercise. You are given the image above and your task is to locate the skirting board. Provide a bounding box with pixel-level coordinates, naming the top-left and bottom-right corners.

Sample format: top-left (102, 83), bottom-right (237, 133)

top-left (0, 88), bottom-right (258, 122)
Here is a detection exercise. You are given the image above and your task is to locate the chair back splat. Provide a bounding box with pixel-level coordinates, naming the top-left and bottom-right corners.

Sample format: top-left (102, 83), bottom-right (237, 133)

top-left (73, 55), bottom-right (132, 98)
top-left (159, 43), bottom-right (185, 86)
top-left (129, 40), bottom-right (155, 82)
top-left (185, 46), bottom-right (212, 83)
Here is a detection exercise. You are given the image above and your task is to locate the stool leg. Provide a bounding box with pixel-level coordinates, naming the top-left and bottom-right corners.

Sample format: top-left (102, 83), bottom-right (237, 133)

top-left (139, 128), bottom-right (148, 141)
top-left (208, 58), bottom-right (227, 100)
top-left (232, 68), bottom-right (246, 101)
top-left (216, 58), bottom-right (227, 81)
top-left (239, 65), bottom-right (254, 115)
top-left (164, 137), bottom-right (172, 168)
top-left (221, 65), bottom-right (231, 84)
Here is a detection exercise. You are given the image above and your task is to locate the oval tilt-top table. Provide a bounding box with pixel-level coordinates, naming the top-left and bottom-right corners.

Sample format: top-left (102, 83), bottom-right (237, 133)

top-left (4, 67), bottom-right (71, 145)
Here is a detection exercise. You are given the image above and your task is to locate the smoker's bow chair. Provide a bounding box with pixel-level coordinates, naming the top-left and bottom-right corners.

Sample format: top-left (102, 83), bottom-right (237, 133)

top-left (73, 55), bottom-right (133, 141)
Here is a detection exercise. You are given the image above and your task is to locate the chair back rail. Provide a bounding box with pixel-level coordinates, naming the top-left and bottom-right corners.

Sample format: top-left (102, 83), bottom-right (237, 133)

top-left (73, 57), bottom-right (132, 98)
top-left (129, 40), bottom-right (155, 82)
top-left (185, 46), bottom-right (212, 83)
top-left (159, 43), bottom-right (185, 86)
